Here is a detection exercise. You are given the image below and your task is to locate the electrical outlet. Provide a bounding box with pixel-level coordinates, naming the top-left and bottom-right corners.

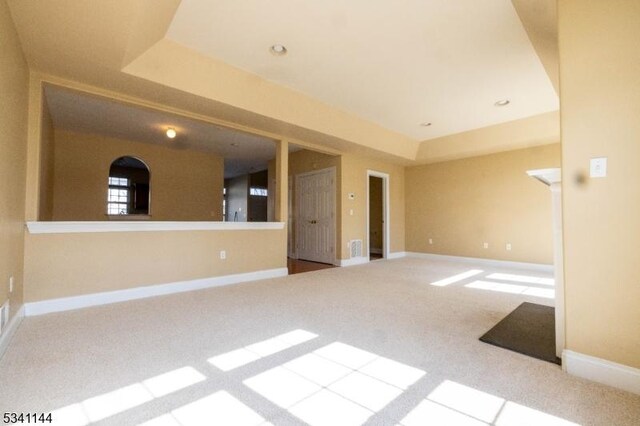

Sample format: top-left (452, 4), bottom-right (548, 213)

top-left (506, 243), bottom-right (512, 251)
top-left (483, 242), bottom-right (489, 249)
top-left (9, 276), bottom-right (14, 293)
top-left (220, 250), bottom-right (226, 260)
top-left (428, 238), bottom-right (433, 245)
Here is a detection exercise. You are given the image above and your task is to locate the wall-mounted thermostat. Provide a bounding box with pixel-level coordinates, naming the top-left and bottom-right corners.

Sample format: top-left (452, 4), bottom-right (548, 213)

top-left (348, 193), bottom-right (355, 200)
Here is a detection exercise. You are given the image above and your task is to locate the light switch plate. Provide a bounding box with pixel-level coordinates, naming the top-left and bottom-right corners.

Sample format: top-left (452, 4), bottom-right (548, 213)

top-left (590, 157), bottom-right (607, 178)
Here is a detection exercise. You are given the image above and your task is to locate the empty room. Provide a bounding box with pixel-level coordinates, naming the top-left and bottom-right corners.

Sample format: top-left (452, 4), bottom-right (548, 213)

top-left (0, 1), bottom-right (638, 425)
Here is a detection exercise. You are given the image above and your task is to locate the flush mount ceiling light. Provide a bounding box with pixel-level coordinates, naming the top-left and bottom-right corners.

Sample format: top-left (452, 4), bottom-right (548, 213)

top-left (420, 122), bottom-right (432, 127)
top-left (166, 128), bottom-right (177, 139)
top-left (270, 44), bottom-right (287, 56)
top-left (494, 99), bottom-right (510, 107)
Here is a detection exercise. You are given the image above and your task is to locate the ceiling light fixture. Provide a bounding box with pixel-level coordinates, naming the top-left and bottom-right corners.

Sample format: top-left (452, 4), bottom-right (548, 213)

top-left (420, 122), bottom-right (432, 127)
top-left (494, 99), bottom-right (510, 107)
top-left (230, 143), bottom-right (239, 147)
top-left (270, 44), bottom-right (287, 56)
top-left (166, 128), bottom-right (177, 139)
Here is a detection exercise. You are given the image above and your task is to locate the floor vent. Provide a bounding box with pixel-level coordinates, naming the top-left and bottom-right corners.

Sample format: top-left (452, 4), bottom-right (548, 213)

top-left (349, 239), bottom-right (363, 258)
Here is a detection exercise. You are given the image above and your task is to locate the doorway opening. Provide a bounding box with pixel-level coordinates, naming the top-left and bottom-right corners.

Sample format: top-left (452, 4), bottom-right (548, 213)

top-left (367, 171), bottom-right (390, 260)
top-left (294, 166), bottom-right (337, 265)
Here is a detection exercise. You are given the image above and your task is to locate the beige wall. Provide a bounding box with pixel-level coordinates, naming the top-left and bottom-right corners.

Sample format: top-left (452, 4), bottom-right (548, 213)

top-left (406, 144), bottom-right (561, 264)
top-left (558, 0), bottom-right (640, 368)
top-left (341, 154), bottom-right (405, 258)
top-left (124, 39), bottom-right (419, 161)
top-left (38, 100), bottom-right (55, 221)
top-left (0, 0), bottom-right (28, 322)
top-left (416, 112), bottom-right (560, 164)
top-left (51, 129), bottom-right (224, 221)
top-left (24, 229), bottom-right (286, 302)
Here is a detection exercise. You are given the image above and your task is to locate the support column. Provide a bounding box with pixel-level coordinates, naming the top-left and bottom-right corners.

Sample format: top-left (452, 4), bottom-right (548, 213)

top-left (275, 140), bottom-right (288, 222)
top-left (24, 75), bottom-right (44, 221)
top-left (550, 182), bottom-right (565, 359)
top-left (527, 168), bottom-right (564, 358)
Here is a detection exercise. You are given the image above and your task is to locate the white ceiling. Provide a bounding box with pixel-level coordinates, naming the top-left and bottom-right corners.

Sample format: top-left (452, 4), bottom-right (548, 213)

top-left (44, 86), bottom-right (300, 178)
top-left (166, 0), bottom-right (559, 141)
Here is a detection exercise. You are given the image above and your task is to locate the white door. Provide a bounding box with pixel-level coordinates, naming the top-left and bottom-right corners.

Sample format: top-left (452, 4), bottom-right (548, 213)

top-left (296, 168), bottom-right (335, 264)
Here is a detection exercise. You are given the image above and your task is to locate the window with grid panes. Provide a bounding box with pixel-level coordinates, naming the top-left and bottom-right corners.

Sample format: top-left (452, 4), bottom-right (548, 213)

top-left (107, 176), bottom-right (130, 215)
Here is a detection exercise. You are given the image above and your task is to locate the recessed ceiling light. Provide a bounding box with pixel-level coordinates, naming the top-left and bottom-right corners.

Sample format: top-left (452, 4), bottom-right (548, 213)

top-left (270, 44), bottom-right (287, 56)
top-left (494, 99), bottom-right (510, 107)
top-left (166, 128), bottom-right (177, 139)
top-left (420, 122), bottom-right (432, 127)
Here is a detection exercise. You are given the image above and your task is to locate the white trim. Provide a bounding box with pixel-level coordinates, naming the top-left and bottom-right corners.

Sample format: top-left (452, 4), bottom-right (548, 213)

top-left (24, 268), bottom-right (288, 316)
top-left (366, 170), bottom-right (390, 259)
top-left (26, 221), bottom-right (285, 234)
top-left (387, 252), bottom-right (407, 259)
top-left (404, 252), bottom-right (553, 272)
top-left (563, 350), bottom-right (640, 395)
top-left (336, 256), bottom-right (369, 267)
top-left (0, 305), bottom-right (25, 359)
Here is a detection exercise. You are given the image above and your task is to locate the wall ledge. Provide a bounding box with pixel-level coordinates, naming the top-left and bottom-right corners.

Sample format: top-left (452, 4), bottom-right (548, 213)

top-left (404, 252), bottom-right (553, 272)
top-left (24, 267), bottom-right (288, 316)
top-left (563, 350), bottom-right (640, 395)
top-left (26, 221), bottom-right (285, 234)
top-left (0, 305), bottom-right (25, 360)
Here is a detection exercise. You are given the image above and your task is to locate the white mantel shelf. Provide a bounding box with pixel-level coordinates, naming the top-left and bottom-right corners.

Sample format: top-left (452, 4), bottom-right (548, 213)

top-left (26, 221), bottom-right (285, 234)
top-left (527, 168), bottom-right (561, 186)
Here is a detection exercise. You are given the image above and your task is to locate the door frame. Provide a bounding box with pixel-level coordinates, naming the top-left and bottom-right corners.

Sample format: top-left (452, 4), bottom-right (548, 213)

top-left (366, 170), bottom-right (390, 259)
top-left (294, 166), bottom-right (337, 264)
top-left (287, 177), bottom-right (295, 258)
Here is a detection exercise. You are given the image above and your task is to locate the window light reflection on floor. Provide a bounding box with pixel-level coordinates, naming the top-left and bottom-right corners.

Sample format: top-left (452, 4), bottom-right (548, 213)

top-left (140, 391), bottom-right (272, 426)
top-left (486, 273), bottom-right (555, 286)
top-left (243, 341), bottom-right (426, 426)
top-left (496, 401), bottom-right (580, 426)
top-left (208, 329), bottom-right (318, 371)
top-left (465, 280), bottom-right (555, 299)
top-left (400, 380), bottom-right (580, 426)
top-left (430, 269), bottom-right (484, 286)
top-left (427, 380), bottom-right (505, 423)
top-left (51, 366), bottom-right (206, 425)
top-left (400, 399), bottom-right (488, 426)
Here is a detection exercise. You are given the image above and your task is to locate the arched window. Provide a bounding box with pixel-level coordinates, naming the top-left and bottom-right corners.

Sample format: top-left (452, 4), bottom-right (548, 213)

top-left (107, 156), bottom-right (150, 215)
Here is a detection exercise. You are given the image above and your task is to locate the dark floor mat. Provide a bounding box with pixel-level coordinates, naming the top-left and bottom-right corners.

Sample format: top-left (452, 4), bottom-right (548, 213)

top-left (480, 302), bottom-right (560, 365)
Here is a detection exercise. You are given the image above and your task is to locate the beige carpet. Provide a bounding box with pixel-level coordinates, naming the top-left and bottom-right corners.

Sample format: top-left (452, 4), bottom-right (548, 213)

top-left (0, 257), bottom-right (638, 425)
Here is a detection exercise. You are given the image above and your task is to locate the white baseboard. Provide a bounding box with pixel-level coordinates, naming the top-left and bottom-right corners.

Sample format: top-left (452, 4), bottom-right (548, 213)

top-left (387, 252), bottom-right (407, 259)
top-left (24, 268), bottom-right (289, 317)
top-left (336, 256), bottom-right (369, 267)
top-left (405, 252), bottom-right (553, 272)
top-left (563, 350), bottom-right (640, 395)
top-left (0, 305), bottom-right (25, 359)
